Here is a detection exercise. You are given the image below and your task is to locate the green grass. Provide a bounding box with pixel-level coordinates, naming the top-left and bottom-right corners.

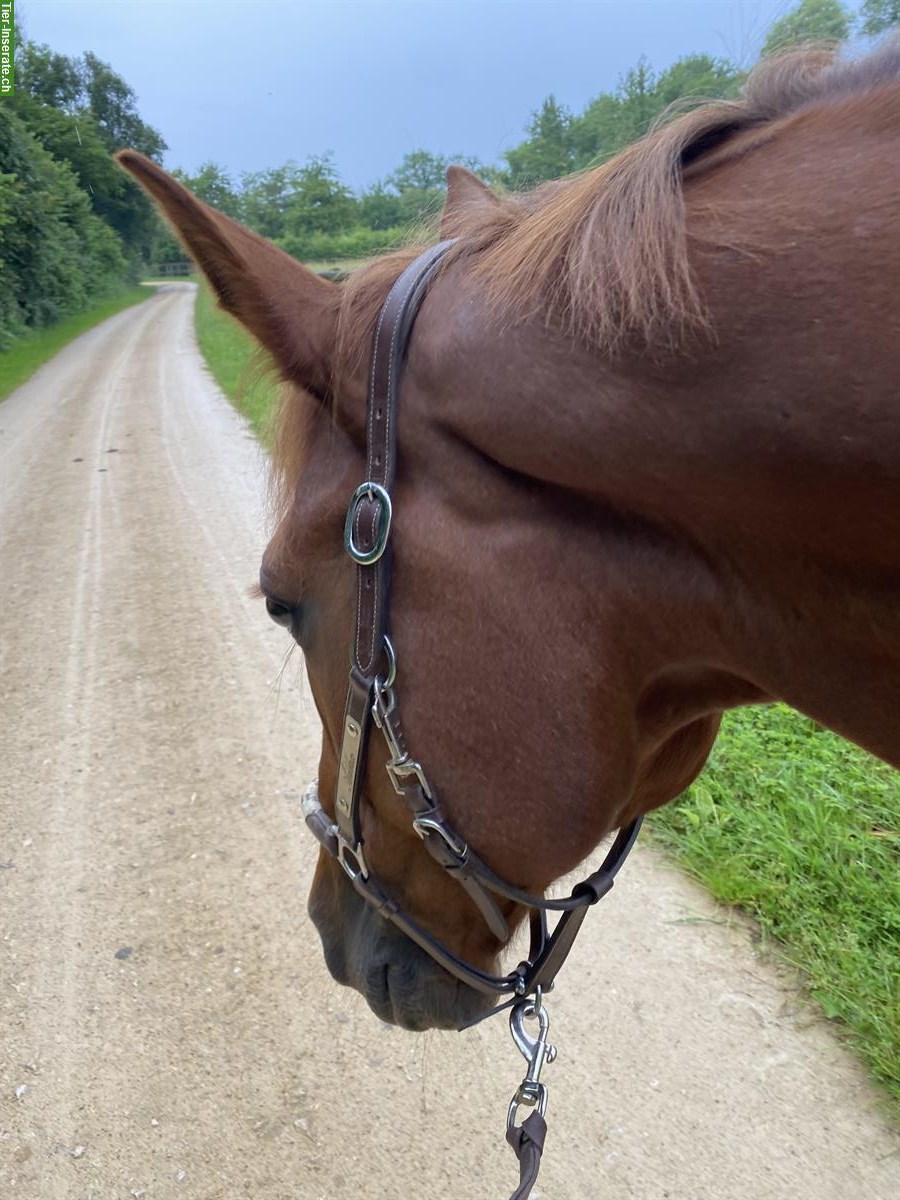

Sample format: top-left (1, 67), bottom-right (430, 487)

top-left (0, 286), bottom-right (150, 403)
top-left (193, 279), bottom-right (900, 1113)
top-left (193, 282), bottom-right (278, 439)
top-left (649, 704), bottom-right (900, 1110)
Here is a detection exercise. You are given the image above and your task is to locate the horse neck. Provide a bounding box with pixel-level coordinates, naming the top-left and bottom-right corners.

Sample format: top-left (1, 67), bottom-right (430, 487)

top-left (562, 351), bottom-right (900, 765)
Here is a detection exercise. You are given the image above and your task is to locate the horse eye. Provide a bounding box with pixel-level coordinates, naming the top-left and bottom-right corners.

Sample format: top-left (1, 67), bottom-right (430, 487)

top-left (265, 596), bottom-right (297, 629)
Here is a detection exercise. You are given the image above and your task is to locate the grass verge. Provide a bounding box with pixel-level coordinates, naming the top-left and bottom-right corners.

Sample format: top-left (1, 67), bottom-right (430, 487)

top-left (193, 282), bottom-right (277, 440)
top-left (649, 704), bottom-right (900, 1110)
top-left (194, 278), bottom-right (900, 1113)
top-left (0, 287), bottom-right (150, 404)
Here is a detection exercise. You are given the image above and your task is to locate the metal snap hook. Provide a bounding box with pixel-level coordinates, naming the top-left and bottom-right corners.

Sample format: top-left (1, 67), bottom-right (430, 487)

top-left (507, 997), bottom-right (557, 1132)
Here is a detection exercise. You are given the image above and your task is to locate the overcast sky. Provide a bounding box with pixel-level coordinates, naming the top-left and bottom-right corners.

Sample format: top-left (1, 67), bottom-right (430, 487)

top-left (23, 1), bottom-right (819, 188)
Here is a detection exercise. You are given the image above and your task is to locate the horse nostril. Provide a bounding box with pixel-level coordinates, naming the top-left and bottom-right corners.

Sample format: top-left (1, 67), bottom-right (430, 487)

top-left (265, 596), bottom-right (295, 628)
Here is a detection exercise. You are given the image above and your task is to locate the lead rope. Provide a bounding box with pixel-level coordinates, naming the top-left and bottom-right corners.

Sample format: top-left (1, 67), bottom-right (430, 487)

top-left (504, 994), bottom-right (555, 1199)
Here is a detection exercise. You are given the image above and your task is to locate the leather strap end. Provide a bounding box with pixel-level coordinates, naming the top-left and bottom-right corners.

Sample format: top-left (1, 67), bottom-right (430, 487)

top-left (506, 1111), bottom-right (548, 1200)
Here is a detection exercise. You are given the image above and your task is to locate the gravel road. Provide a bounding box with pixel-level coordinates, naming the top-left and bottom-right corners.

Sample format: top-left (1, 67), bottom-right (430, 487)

top-left (1, 283), bottom-right (897, 1199)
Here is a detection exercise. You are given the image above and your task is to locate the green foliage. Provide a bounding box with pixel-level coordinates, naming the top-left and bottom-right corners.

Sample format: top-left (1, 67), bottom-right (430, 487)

top-left (359, 182), bottom-right (407, 231)
top-left (284, 153), bottom-right (358, 236)
top-left (17, 42), bottom-right (83, 111)
top-left (241, 162), bottom-right (305, 239)
top-left (761, 0), bottom-right (853, 55)
top-left (387, 148), bottom-right (450, 193)
top-left (650, 705), bottom-right (900, 1108)
top-left (16, 43), bottom-right (166, 163)
top-left (859, 0), bottom-right (900, 35)
top-left (653, 53), bottom-right (745, 108)
top-left (13, 39), bottom-right (167, 277)
top-left (173, 161), bottom-right (242, 219)
top-left (10, 90), bottom-right (127, 214)
top-left (81, 51), bottom-right (166, 160)
top-left (506, 96), bottom-right (574, 186)
top-left (0, 107), bottom-right (128, 348)
top-left (369, 149), bottom-right (497, 228)
top-left (528, 56), bottom-right (744, 178)
top-left (276, 224), bottom-right (405, 263)
top-left (193, 282), bottom-right (276, 440)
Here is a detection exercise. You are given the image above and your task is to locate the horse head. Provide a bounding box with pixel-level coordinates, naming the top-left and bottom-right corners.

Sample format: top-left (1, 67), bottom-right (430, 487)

top-left (118, 44), bottom-right (900, 1027)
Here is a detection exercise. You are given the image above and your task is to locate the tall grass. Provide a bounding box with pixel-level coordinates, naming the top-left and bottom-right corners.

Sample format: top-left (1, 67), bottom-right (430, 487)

top-left (650, 705), bottom-right (900, 1109)
top-left (192, 283), bottom-right (277, 440)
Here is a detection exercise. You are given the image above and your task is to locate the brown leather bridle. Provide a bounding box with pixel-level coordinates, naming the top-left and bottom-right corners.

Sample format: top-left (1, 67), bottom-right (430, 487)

top-left (299, 240), bottom-right (642, 1197)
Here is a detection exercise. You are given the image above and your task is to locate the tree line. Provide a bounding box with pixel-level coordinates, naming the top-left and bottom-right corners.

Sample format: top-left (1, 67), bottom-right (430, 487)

top-left (162, 0), bottom-right (898, 262)
top-left (0, 42), bottom-right (169, 349)
top-left (1, 0), bottom-right (897, 352)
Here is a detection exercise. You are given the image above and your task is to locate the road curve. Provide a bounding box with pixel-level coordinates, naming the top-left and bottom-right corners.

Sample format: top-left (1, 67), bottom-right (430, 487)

top-left (1, 284), bottom-right (897, 1199)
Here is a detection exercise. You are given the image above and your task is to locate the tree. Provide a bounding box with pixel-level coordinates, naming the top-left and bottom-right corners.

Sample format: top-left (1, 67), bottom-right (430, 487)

top-left (387, 149), bottom-right (449, 193)
top-left (0, 107), bottom-right (127, 345)
top-left (173, 162), bottom-right (241, 220)
top-left (284, 154), bottom-right (358, 236)
top-left (859, 0), bottom-right (900, 35)
top-left (82, 51), bottom-right (166, 160)
top-left (359, 182), bottom-right (406, 231)
top-left (17, 43), bottom-right (166, 161)
top-left (12, 39), bottom-right (167, 269)
top-left (761, 0), bottom-right (853, 55)
top-left (568, 53), bottom-right (744, 172)
top-left (11, 89), bottom-right (127, 211)
top-left (241, 163), bottom-right (305, 239)
top-left (16, 42), bottom-right (83, 111)
top-left (505, 95), bottom-right (574, 187)
top-left (654, 54), bottom-right (744, 109)
top-left (570, 92), bottom-right (625, 168)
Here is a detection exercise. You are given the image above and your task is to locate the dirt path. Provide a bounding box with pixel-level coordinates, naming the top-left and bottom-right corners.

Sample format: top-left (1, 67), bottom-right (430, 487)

top-left (1, 284), bottom-right (897, 1199)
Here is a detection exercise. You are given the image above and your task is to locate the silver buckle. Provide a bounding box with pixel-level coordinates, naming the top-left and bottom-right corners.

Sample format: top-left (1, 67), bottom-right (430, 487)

top-left (411, 815), bottom-right (467, 860)
top-left (344, 482), bottom-right (392, 565)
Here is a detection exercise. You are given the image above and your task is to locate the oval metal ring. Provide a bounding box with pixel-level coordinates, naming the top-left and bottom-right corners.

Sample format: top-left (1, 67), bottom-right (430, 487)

top-left (378, 635), bottom-right (397, 689)
top-left (344, 482), bottom-right (392, 565)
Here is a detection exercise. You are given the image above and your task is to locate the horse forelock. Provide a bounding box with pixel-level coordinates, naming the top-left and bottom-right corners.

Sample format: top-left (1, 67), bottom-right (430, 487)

top-left (335, 39), bottom-right (900, 365)
top-left (271, 38), bottom-right (900, 515)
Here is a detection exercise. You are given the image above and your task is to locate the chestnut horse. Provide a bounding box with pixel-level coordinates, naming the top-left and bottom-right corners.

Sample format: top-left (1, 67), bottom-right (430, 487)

top-left (119, 43), bottom-right (900, 1033)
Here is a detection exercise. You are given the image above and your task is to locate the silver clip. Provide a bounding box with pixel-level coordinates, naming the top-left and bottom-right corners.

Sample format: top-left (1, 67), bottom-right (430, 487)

top-left (386, 755), bottom-right (434, 800)
top-left (506, 998), bottom-right (557, 1131)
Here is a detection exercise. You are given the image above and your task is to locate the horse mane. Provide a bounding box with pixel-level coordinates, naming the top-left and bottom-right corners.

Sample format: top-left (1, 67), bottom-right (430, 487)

top-left (337, 39), bottom-right (900, 367)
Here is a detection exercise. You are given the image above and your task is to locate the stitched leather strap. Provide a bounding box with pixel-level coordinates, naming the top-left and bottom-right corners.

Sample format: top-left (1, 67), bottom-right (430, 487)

top-left (352, 240), bottom-right (455, 675)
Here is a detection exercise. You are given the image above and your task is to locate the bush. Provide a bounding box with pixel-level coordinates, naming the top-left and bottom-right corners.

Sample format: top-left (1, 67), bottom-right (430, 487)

top-left (0, 107), bottom-right (128, 349)
top-left (275, 225), bottom-right (409, 262)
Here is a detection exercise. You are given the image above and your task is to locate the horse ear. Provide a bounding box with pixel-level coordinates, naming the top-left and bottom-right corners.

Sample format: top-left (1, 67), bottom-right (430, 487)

top-left (116, 150), bottom-right (339, 399)
top-left (440, 165), bottom-right (500, 234)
